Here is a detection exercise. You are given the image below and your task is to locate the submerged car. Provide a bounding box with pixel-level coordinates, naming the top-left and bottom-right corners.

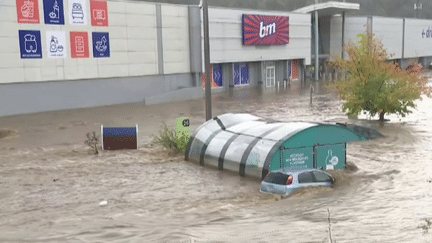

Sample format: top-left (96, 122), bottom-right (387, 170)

top-left (260, 168), bottom-right (334, 196)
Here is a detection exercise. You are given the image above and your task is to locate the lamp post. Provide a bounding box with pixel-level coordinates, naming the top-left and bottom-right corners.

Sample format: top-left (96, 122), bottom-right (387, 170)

top-left (202, 0), bottom-right (212, 121)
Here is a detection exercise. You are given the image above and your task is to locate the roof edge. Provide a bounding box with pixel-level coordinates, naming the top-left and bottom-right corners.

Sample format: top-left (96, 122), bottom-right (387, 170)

top-left (293, 1), bottom-right (360, 14)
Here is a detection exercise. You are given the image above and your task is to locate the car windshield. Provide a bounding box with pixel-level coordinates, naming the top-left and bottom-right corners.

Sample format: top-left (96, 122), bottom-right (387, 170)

top-left (263, 172), bottom-right (289, 185)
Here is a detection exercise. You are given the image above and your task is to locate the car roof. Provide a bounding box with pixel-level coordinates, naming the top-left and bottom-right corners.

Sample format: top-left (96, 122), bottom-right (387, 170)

top-left (270, 168), bottom-right (328, 175)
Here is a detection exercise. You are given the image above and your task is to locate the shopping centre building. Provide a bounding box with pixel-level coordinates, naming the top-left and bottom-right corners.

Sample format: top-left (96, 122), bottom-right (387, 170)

top-left (0, 0), bottom-right (431, 116)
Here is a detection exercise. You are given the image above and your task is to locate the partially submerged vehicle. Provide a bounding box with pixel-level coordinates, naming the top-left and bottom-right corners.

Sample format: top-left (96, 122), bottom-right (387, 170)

top-left (260, 168), bottom-right (334, 196)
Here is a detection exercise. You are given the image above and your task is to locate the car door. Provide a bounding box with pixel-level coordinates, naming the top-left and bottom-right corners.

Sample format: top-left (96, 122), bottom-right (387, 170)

top-left (312, 171), bottom-right (333, 187)
top-left (262, 172), bottom-right (288, 195)
top-left (297, 171), bottom-right (315, 189)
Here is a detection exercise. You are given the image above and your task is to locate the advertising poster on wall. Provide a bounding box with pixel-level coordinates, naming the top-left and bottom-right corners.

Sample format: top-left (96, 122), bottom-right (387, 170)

top-left (46, 31), bottom-right (66, 58)
top-left (242, 14), bottom-right (289, 45)
top-left (70, 32), bottom-right (89, 58)
top-left (90, 0), bottom-right (108, 27)
top-left (16, 0), bottom-right (40, 24)
top-left (68, 0), bottom-right (87, 25)
top-left (19, 30), bottom-right (42, 59)
top-left (202, 64), bottom-right (223, 89)
top-left (43, 0), bottom-right (65, 25)
top-left (92, 32), bottom-right (110, 58)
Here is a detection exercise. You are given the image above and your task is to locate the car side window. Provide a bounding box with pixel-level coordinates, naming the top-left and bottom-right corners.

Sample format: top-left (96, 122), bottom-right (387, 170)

top-left (313, 171), bottom-right (332, 183)
top-left (298, 172), bottom-right (314, 183)
top-left (264, 172), bottom-right (288, 185)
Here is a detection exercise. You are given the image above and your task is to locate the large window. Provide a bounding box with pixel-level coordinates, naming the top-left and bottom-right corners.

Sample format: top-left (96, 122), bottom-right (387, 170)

top-left (266, 66), bottom-right (275, 87)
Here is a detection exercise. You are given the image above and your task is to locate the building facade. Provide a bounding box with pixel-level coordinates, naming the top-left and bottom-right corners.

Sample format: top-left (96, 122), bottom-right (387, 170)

top-left (0, 0), bottom-right (312, 117)
top-left (1, 0), bottom-right (432, 117)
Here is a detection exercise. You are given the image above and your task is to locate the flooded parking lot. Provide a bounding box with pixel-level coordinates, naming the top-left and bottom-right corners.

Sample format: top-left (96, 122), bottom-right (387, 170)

top-left (1, 80), bottom-right (432, 242)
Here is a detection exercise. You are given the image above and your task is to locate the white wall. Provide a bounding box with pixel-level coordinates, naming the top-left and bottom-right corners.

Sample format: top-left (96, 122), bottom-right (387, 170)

top-left (162, 5), bottom-right (190, 75)
top-left (372, 17), bottom-right (403, 59)
top-left (404, 18), bottom-right (432, 58)
top-left (330, 16), bottom-right (368, 60)
top-left (207, 7), bottom-right (311, 65)
top-left (0, 0), bottom-right (192, 84)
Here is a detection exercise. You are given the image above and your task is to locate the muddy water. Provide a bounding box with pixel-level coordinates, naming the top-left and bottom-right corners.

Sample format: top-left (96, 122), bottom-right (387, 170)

top-left (1, 80), bottom-right (432, 242)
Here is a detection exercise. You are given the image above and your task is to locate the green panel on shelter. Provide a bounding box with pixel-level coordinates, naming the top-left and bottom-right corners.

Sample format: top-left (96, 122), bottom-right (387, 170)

top-left (281, 125), bottom-right (363, 149)
top-left (270, 149), bottom-right (281, 171)
top-left (281, 147), bottom-right (314, 169)
top-left (315, 143), bottom-right (346, 170)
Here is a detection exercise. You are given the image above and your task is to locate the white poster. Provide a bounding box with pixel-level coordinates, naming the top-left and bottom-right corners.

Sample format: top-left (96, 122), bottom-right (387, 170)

top-left (46, 31), bottom-right (66, 58)
top-left (68, 0), bottom-right (87, 25)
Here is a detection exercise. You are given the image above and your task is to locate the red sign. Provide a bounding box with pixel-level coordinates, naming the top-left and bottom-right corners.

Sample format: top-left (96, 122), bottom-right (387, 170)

top-left (16, 0), bottom-right (40, 24)
top-left (242, 14), bottom-right (289, 45)
top-left (90, 0), bottom-right (109, 27)
top-left (70, 32), bottom-right (89, 58)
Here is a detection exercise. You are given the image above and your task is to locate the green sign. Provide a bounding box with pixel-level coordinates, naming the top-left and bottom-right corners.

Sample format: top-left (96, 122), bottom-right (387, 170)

top-left (315, 143), bottom-right (346, 170)
top-left (176, 117), bottom-right (190, 138)
top-left (281, 147), bottom-right (314, 169)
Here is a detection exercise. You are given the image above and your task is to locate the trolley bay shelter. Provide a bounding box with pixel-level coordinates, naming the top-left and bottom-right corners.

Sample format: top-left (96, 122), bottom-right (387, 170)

top-left (185, 113), bottom-right (382, 179)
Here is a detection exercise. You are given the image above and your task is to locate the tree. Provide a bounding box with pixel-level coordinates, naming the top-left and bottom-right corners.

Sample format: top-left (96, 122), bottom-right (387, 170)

top-left (330, 33), bottom-right (432, 121)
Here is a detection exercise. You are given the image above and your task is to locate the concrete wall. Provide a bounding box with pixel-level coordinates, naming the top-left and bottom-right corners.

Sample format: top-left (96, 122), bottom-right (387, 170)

top-left (0, 0), bottom-right (197, 116)
top-left (330, 16), bottom-right (432, 62)
top-left (0, 0), bottom-right (172, 83)
top-left (372, 17), bottom-right (403, 59)
top-left (161, 4), bottom-right (190, 74)
top-left (0, 73), bottom-right (200, 117)
top-left (207, 7), bottom-right (311, 65)
top-left (330, 16), bottom-right (368, 60)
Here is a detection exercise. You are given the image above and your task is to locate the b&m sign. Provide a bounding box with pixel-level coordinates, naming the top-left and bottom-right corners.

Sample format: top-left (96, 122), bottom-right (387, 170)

top-left (242, 14), bottom-right (289, 46)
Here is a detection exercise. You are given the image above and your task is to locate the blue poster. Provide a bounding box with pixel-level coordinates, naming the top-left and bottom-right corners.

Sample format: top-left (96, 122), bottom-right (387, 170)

top-left (19, 30), bottom-right (42, 59)
top-left (92, 32), bottom-right (110, 58)
top-left (43, 0), bottom-right (65, 25)
top-left (213, 64), bottom-right (223, 87)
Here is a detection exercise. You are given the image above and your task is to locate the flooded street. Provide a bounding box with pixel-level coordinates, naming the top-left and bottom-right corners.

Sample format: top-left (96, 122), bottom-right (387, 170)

top-left (1, 80), bottom-right (432, 242)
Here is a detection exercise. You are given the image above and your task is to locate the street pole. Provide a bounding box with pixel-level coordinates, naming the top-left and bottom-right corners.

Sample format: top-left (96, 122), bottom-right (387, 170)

top-left (314, 7), bottom-right (319, 81)
top-left (202, 0), bottom-right (212, 121)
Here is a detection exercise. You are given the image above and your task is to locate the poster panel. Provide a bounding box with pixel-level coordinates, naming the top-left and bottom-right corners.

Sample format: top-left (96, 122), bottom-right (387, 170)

top-left (46, 31), bottom-right (66, 58)
top-left (19, 30), bottom-right (42, 59)
top-left (16, 0), bottom-right (40, 24)
top-left (281, 147), bottom-right (314, 169)
top-left (70, 32), bottom-right (89, 58)
top-left (315, 143), bottom-right (346, 170)
top-left (68, 0), bottom-right (88, 25)
top-left (43, 0), bottom-right (65, 25)
top-left (90, 0), bottom-right (108, 27)
top-left (92, 32), bottom-right (110, 58)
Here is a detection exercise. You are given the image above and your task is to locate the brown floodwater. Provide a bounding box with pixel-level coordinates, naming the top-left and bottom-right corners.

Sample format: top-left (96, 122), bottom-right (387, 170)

top-left (0, 80), bottom-right (432, 242)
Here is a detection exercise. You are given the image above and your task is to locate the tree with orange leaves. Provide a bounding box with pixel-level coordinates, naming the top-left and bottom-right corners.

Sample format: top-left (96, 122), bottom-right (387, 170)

top-left (330, 34), bottom-right (432, 121)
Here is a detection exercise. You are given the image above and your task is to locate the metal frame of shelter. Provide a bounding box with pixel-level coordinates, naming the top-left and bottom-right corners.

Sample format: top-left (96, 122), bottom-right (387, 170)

top-left (185, 113), bottom-right (381, 179)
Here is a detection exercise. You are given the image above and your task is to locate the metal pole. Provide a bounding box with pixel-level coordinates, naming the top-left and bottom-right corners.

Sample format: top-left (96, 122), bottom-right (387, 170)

top-left (202, 0), bottom-right (212, 120)
top-left (341, 11), bottom-right (345, 60)
top-left (314, 9), bottom-right (319, 81)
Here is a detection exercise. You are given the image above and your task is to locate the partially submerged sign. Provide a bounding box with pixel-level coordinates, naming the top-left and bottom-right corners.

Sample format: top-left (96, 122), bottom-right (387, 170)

top-left (176, 117), bottom-right (190, 138)
top-left (101, 125), bottom-right (138, 150)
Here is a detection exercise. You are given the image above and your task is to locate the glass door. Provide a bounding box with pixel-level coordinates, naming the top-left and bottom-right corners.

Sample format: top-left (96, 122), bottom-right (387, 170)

top-left (266, 66), bottom-right (275, 87)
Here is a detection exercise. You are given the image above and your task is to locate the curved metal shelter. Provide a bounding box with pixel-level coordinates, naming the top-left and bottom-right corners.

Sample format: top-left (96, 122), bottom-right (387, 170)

top-left (186, 113), bottom-right (378, 179)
